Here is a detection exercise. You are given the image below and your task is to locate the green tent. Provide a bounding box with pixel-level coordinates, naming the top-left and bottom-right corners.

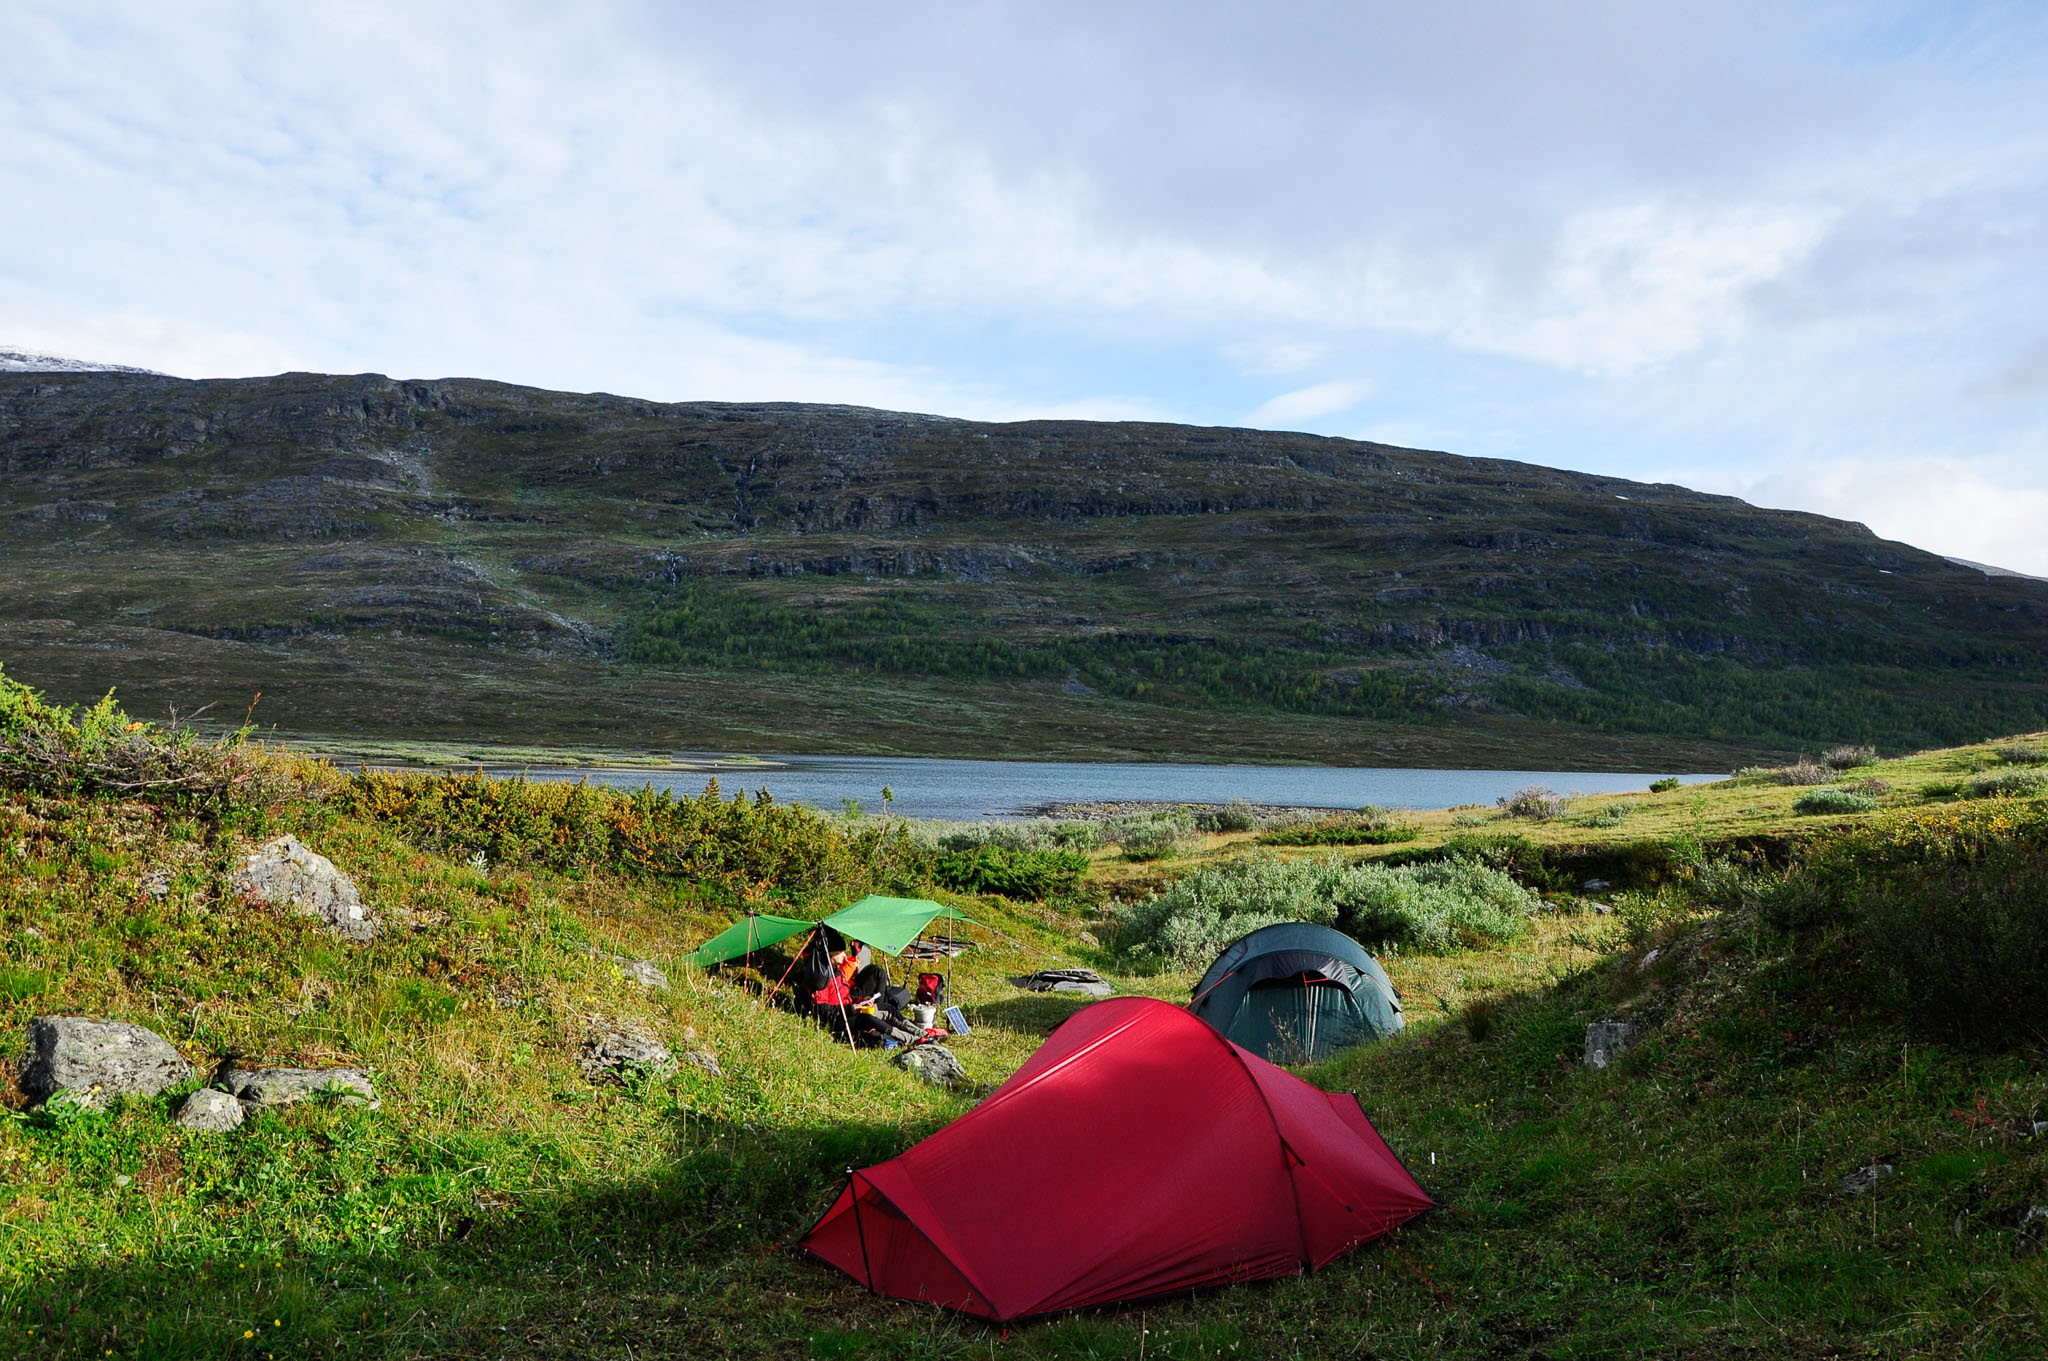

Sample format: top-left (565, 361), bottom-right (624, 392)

top-left (688, 896), bottom-right (976, 967)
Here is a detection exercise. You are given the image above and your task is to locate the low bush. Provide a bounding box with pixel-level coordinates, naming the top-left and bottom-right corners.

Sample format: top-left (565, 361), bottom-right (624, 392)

top-left (1569, 801), bottom-right (1638, 829)
top-left (1965, 769), bottom-right (2047, 799)
top-left (1258, 804), bottom-right (1417, 847)
top-left (1776, 760), bottom-right (1834, 786)
top-left (1648, 777), bottom-right (1681, 793)
top-left (1793, 787), bottom-right (1876, 816)
top-left (1202, 800), bottom-right (1259, 833)
top-left (339, 769), bottom-right (923, 904)
top-left (907, 818), bottom-right (1099, 855)
top-left (1497, 786), bottom-right (1567, 820)
top-left (931, 844), bottom-right (1089, 899)
top-left (1822, 744), bottom-right (1878, 770)
top-left (1992, 741), bottom-right (2047, 765)
top-left (1110, 809), bottom-right (1193, 861)
top-left (1115, 852), bottom-right (1536, 965)
top-left (0, 666), bottom-right (311, 815)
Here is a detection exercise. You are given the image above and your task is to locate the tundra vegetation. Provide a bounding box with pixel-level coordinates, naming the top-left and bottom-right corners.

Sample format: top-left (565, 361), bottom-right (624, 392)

top-left (2, 669), bottom-right (2046, 1357)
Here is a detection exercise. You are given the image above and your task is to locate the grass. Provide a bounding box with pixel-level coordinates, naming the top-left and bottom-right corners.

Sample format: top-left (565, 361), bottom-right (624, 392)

top-left (3, 703), bottom-right (2048, 1356)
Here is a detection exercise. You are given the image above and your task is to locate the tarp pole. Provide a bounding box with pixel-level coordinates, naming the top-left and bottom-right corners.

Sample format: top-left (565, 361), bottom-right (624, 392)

top-left (762, 926), bottom-right (820, 1008)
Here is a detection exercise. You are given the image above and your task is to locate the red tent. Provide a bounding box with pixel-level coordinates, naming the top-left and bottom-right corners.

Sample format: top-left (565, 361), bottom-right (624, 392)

top-left (801, 996), bottom-right (1433, 1321)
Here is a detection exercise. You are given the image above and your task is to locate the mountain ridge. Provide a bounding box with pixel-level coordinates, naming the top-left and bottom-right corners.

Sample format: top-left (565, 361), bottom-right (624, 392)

top-left (3, 368), bottom-right (2044, 765)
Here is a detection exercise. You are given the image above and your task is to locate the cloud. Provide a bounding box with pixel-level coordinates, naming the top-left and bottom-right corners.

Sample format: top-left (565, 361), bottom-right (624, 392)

top-left (1740, 458), bottom-right (2048, 577)
top-left (1249, 380), bottom-right (1374, 429)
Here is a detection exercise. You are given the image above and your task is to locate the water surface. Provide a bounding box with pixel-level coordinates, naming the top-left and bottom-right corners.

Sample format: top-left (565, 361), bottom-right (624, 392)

top-left (514, 755), bottom-right (1723, 822)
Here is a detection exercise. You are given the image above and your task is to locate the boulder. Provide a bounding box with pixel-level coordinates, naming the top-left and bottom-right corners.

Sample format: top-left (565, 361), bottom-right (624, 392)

top-left (232, 834), bottom-right (374, 941)
top-left (2018, 1206), bottom-right (2047, 1256)
top-left (225, 1066), bottom-right (376, 1108)
top-left (1583, 1020), bottom-right (1638, 1069)
top-left (893, 1042), bottom-right (970, 1090)
top-left (175, 1087), bottom-right (245, 1132)
top-left (1837, 1163), bottom-right (1895, 1198)
top-left (577, 1026), bottom-right (676, 1083)
top-left (1008, 969), bottom-right (1114, 997)
top-left (18, 1016), bottom-right (194, 1109)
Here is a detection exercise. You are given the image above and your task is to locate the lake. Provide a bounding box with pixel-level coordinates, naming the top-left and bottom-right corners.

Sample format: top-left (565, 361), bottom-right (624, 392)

top-left (511, 755), bottom-right (1725, 821)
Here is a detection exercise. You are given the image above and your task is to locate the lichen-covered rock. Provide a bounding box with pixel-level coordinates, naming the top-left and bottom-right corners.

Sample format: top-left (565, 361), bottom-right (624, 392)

top-left (18, 1016), bottom-right (194, 1109)
top-left (232, 834), bottom-right (374, 941)
top-left (577, 1026), bottom-right (676, 1083)
top-left (225, 1066), bottom-right (376, 1107)
top-left (175, 1087), bottom-right (245, 1132)
top-left (1838, 1163), bottom-right (1895, 1198)
top-left (682, 1047), bottom-right (722, 1076)
top-left (589, 950), bottom-right (669, 991)
top-left (1583, 1020), bottom-right (1638, 1069)
top-left (893, 1043), bottom-right (969, 1089)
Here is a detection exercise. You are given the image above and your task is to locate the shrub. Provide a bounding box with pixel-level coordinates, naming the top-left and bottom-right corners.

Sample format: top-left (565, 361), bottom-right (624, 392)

top-left (907, 818), bottom-right (1099, 856)
top-left (1111, 810), bottom-right (1194, 861)
top-left (1497, 786), bottom-right (1567, 820)
top-left (339, 770), bottom-right (922, 903)
top-left (1777, 760), bottom-right (1833, 786)
top-left (1822, 744), bottom-right (1879, 770)
top-left (0, 665), bottom-right (307, 815)
top-left (1965, 769), bottom-right (2048, 800)
top-left (1992, 742), bottom-right (2047, 765)
top-left (1258, 805), bottom-right (1418, 846)
top-left (1648, 777), bottom-right (1681, 793)
top-left (932, 845), bottom-right (1088, 899)
top-left (1204, 800), bottom-right (1259, 833)
top-left (1115, 852), bottom-right (1535, 965)
top-left (1793, 787), bottom-right (1876, 816)
top-left (1569, 801), bottom-right (1638, 828)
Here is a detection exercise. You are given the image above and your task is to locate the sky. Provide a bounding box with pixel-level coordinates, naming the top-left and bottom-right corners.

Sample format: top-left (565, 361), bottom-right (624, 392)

top-left (4, 1), bottom-right (2047, 572)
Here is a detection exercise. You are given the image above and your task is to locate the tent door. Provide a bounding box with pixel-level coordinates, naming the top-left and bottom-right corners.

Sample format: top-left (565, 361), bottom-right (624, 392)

top-left (1226, 975), bottom-right (1372, 1063)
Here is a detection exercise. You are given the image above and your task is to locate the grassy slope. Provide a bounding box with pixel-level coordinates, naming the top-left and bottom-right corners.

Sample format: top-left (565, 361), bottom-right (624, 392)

top-left (3, 740), bottom-right (2046, 1357)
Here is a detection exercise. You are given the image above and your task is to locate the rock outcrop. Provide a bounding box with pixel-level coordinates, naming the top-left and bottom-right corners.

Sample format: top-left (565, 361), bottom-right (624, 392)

top-left (1583, 1020), bottom-right (1639, 1069)
top-left (893, 1042), bottom-right (969, 1089)
top-left (232, 835), bottom-right (374, 941)
top-left (224, 1065), bottom-right (377, 1107)
top-left (17, 1016), bottom-right (194, 1109)
top-left (577, 1025), bottom-right (676, 1083)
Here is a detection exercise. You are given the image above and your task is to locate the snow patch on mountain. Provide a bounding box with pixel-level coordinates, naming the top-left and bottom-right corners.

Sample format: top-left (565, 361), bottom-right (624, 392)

top-left (0, 349), bottom-right (164, 375)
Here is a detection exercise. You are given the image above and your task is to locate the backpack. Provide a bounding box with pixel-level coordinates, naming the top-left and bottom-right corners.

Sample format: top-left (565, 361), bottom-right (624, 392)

top-left (915, 972), bottom-right (948, 1007)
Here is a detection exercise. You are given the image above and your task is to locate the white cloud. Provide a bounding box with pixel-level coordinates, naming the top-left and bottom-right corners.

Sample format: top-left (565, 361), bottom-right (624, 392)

top-left (1249, 380), bottom-right (1374, 429)
top-left (1740, 459), bottom-right (2048, 577)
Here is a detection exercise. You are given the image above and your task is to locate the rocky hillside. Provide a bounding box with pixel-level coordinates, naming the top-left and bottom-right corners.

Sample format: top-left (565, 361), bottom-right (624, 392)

top-left (5, 369), bottom-right (2046, 763)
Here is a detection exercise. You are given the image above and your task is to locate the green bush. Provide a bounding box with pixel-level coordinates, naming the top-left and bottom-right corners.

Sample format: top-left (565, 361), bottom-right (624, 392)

top-left (931, 844), bottom-right (1088, 899)
top-left (1259, 806), bottom-right (1418, 846)
top-left (1111, 810), bottom-right (1193, 861)
top-left (338, 769), bottom-right (923, 904)
top-left (1115, 852), bottom-right (1536, 965)
top-left (1569, 801), bottom-right (1638, 829)
top-left (1992, 742), bottom-right (2046, 765)
top-left (1965, 769), bottom-right (2047, 799)
top-left (1204, 800), bottom-right (1259, 833)
top-left (1648, 777), bottom-right (1682, 793)
top-left (1793, 787), bottom-right (1877, 816)
top-left (0, 665), bottom-right (306, 815)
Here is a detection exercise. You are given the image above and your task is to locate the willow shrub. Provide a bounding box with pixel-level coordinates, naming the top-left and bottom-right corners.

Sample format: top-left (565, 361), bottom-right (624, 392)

top-left (338, 769), bottom-right (925, 904)
top-left (1116, 852), bottom-right (1536, 967)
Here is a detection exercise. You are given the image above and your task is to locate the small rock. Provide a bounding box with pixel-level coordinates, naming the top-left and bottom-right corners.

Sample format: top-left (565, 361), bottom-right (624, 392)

top-left (1582, 878), bottom-right (1612, 892)
top-left (1637, 948), bottom-right (1661, 971)
top-left (232, 834), bottom-right (374, 941)
top-left (2018, 1206), bottom-right (2048, 1255)
top-left (1837, 1163), bottom-right (1895, 1198)
top-left (175, 1087), bottom-right (246, 1132)
top-left (1587, 900), bottom-right (1613, 915)
top-left (1009, 968), bottom-right (1113, 997)
top-left (577, 1026), bottom-right (676, 1083)
top-left (683, 1048), bottom-right (722, 1076)
top-left (18, 1016), bottom-right (195, 1109)
top-left (224, 1066), bottom-right (376, 1108)
top-left (893, 1043), bottom-right (970, 1089)
top-left (1583, 1020), bottom-right (1638, 1069)
top-left (138, 869), bottom-right (172, 899)
top-left (589, 950), bottom-right (669, 991)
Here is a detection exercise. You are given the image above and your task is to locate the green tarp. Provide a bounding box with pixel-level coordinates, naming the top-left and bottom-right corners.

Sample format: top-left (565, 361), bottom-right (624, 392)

top-left (824, 894), bottom-right (977, 958)
top-left (688, 895), bottom-right (977, 967)
top-left (688, 913), bottom-right (815, 967)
